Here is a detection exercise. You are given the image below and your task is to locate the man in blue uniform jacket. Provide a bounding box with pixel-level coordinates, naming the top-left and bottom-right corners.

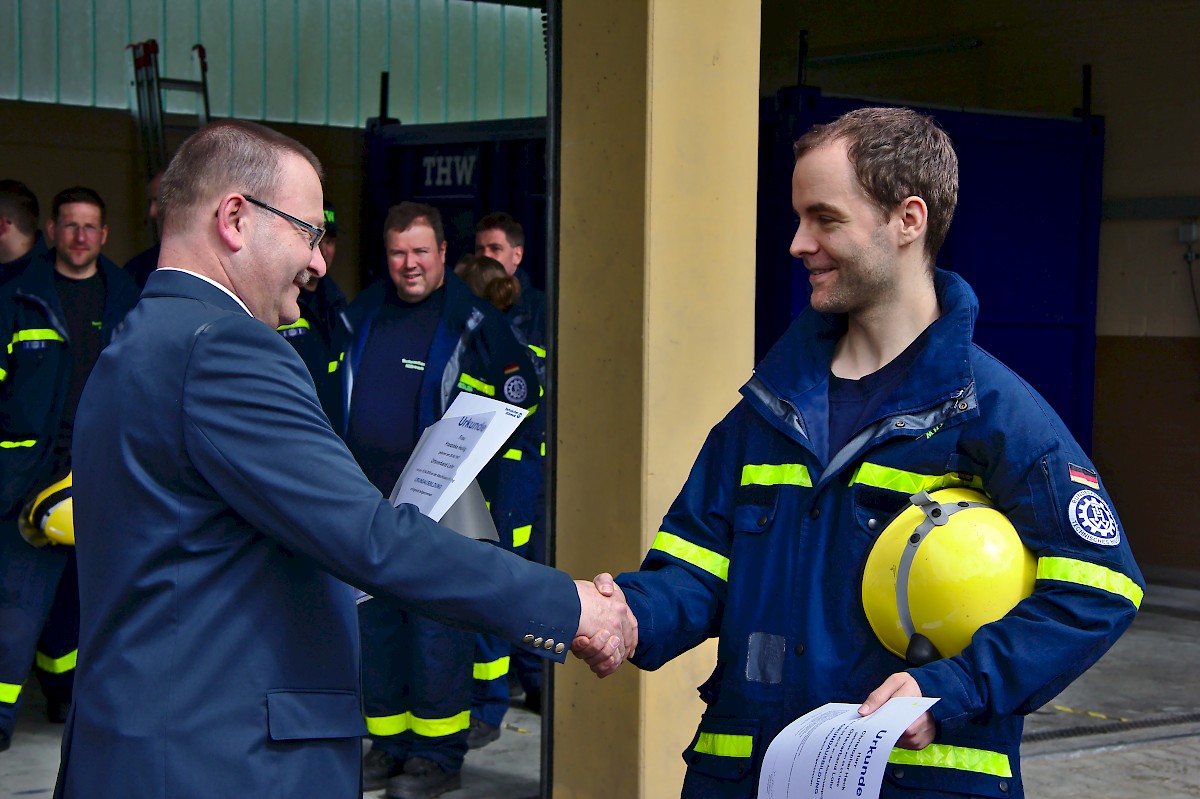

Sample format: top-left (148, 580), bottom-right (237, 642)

top-left (575, 107), bottom-right (1143, 798)
top-left (54, 119), bottom-right (635, 799)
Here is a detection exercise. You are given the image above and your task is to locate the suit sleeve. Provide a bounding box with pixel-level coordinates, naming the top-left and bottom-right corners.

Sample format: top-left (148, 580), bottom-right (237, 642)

top-left (179, 314), bottom-right (580, 661)
top-left (911, 427), bottom-right (1144, 731)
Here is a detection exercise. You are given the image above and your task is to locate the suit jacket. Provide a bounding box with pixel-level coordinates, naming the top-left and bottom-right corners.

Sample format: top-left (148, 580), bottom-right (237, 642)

top-left (55, 269), bottom-right (579, 799)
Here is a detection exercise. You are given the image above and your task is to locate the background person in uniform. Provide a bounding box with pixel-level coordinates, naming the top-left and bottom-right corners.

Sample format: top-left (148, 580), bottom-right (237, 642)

top-left (55, 120), bottom-right (635, 799)
top-left (345, 203), bottom-right (544, 797)
top-left (123, 169), bottom-right (165, 290)
top-left (575, 107), bottom-right (1144, 799)
top-left (0, 179), bottom-right (48, 285)
top-left (452, 253), bottom-right (529, 749)
top-left (277, 199), bottom-right (352, 432)
top-left (0, 186), bottom-right (138, 751)
top-left (473, 213), bottom-right (550, 725)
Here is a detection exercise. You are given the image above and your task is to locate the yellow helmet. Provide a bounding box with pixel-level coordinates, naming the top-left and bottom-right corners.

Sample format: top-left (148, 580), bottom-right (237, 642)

top-left (19, 473), bottom-right (75, 547)
top-left (861, 487), bottom-right (1034, 665)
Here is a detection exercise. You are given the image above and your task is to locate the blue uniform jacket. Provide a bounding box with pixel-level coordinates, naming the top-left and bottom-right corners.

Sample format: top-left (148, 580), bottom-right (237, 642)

top-left (0, 252), bottom-right (138, 516)
top-left (56, 270), bottom-right (578, 799)
top-left (345, 272), bottom-right (542, 547)
top-left (278, 276), bottom-right (353, 433)
top-left (617, 269), bottom-right (1144, 799)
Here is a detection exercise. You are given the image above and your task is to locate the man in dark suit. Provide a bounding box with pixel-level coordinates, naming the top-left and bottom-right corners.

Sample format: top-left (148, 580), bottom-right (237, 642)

top-left (53, 119), bottom-right (634, 799)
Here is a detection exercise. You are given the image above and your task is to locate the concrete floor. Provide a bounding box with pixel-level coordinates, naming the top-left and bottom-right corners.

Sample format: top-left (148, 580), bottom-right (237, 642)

top-left (4, 577), bottom-right (1200, 798)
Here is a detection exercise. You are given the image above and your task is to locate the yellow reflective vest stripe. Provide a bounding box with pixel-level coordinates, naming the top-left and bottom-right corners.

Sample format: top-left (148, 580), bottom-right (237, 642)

top-left (8, 328), bottom-right (65, 354)
top-left (473, 656), bottom-right (511, 681)
top-left (365, 709), bottom-right (472, 738)
top-left (0, 439), bottom-right (36, 449)
top-left (36, 648), bottom-right (77, 674)
top-left (503, 448), bottom-right (522, 461)
top-left (513, 525), bottom-right (532, 548)
top-left (887, 743), bottom-right (1012, 778)
top-left (1037, 556), bottom-right (1144, 608)
top-left (741, 463), bottom-right (813, 487)
top-left (650, 531), bottom-right (729, 582)
top-left (695, 732), bottom-right (753, 758)
top-left (848, 462), bottom-right (983, 493)
top-left (275, 318), bottom-right (310, 332)
top-left (458, 373), bottom-right (495, 396)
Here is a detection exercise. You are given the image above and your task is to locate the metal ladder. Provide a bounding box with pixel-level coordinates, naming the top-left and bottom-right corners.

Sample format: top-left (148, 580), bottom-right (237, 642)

top-left (128, 39), bottom-right (210, 180)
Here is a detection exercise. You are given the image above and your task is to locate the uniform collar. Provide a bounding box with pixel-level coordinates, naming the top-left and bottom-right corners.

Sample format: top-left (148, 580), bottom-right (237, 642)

top-left (746, 268), bottom-right (978, 418)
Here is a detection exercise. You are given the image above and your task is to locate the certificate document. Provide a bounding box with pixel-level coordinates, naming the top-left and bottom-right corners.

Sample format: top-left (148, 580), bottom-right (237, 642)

top-left (758, 697), bottom-right (939, 799)
top-left (388, 392), bottom-right (528, 524)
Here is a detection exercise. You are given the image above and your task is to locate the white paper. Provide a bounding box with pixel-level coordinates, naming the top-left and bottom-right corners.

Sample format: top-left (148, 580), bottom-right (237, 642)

top-left (388, 393), bottom-right (528, 522)
top-left (757, 697), bottom-right (939, 799)
top-left (356, 394), bottom-right (529, 604)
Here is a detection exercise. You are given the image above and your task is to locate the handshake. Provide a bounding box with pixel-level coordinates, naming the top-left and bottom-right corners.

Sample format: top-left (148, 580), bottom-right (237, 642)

top-left (571, 573), bottom-right (638, 677)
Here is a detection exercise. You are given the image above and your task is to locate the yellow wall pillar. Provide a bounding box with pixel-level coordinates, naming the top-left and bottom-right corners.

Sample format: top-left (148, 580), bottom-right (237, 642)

top-left (555, 1), bottom-right (761, 796)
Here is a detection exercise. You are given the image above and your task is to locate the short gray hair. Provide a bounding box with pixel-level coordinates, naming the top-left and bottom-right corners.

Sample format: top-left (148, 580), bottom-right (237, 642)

top-left (158, 120), bottom-right (323, 233)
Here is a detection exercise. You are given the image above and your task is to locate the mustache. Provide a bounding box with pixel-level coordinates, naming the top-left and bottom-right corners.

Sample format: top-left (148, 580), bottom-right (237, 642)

top-left (295, 270), bottom-right (313, 287)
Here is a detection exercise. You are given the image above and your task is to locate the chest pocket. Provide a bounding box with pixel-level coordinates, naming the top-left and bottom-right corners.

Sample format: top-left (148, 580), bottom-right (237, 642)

top-left (733, 462), bottom-right (812, 534)
top-left (848, 459), bottom-right (984, 539)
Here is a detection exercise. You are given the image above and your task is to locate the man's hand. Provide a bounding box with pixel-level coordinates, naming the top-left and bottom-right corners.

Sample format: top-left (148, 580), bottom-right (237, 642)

top-left (571, 573), bottom-right (638, 677)
top-left (859, 672), bottom-right (935, 750)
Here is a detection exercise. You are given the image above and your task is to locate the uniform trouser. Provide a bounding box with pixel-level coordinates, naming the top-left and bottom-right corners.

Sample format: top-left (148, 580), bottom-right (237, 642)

top-left (35, 552), bottom-right (79, 705)
top-left (359, 598), bottom-right (473, 773)
top-left (0, 518), bottom-right (72, 738)
top-left (470, 633), bottom-right (511, 727)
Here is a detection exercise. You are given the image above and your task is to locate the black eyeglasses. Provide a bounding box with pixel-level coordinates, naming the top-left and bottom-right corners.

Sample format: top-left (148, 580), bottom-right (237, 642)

top-left (244, 195), bottom-right (325, 250)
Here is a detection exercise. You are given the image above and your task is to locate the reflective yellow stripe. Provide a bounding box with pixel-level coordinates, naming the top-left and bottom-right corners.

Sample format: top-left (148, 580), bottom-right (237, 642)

top-left (0, 682), bottom-right (21, 704)
top-left (410, 710), bottom-right (471, 737)
top-left (474, 656), bottom-right (511, 681)
top-left (36, 649), bottom-right (77, 674)
top-left (741, 463), bottom-right (812, 487)
top-left (849, 462), bottom-right (983, 493)
top-left (528, 344), bottom-right (546, 358)
top-left (1, 439), bottom-right (36, 448)
top-left (540, 442), bottom-right (546, 457)
top-left (650, 531), bottom-right (729, 582)
top-left (327, 360), bottom-right (338, 374)
top-left (526, 403), bottom-right (539, 416)
top-left (503, 448), bottom-right (522, 461)
top-left (1037, 556), bottom-right (1144, 608)
top-left (0, 366), bottom-right (7, 381)
top-left (8, 328), bottom-right (64, 354)
top-left (888, 743), bottom-right (1012, 778)
top-left (365, 710), bottom-right (471, 738)
top-left (458, 373), bottom-right (495, 396)
top-left (695, 732), bottom-right (753, 758)
top-left (513, 525), bottom-right (532, 548)
top-left (276, 318), bottom-right (310, 331)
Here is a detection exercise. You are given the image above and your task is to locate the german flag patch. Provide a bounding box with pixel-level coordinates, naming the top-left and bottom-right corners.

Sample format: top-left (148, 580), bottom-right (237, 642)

top-left (1068, 463), bottom-right (1100, 489)
top-left (503, 363), bottom-right (520, 375)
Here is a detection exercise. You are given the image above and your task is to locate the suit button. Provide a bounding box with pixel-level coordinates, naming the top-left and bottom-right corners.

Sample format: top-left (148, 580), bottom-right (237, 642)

top-left (893, 768), bottom-right (905, 780)
top-left (555, 643), bottom-right (565, 654)
top-left (524, 634), bottom-right (535, 643)
top-left (809, 507), bottom-right (820, 520)
top-left (794, 644), bottom-right (805, 656)
top-left (998, 780), bottom-right (1009, 793)
top-left (544, 639), bottom-right (555, 650)
top-left (533, 637), bottom-right (543, 647)
top-left (867, 518), bottom-right (878, 530)
top-left (757, 515), bottom-right (768, 527)
top-left (895, 420), bottom-right (906, 427)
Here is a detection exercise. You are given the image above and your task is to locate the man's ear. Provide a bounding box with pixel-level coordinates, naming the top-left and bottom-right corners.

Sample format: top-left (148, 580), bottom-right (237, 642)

top-left (215, 194), bottom-right (249, 252)
top-left (511, 244), bottom-right (524, 268)
top-left (897, 195), bottom-right (928, 249)
top-left (44, 218), bottom-right (56, 241)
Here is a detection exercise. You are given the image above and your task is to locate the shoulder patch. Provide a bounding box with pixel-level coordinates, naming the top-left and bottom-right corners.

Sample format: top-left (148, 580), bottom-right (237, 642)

top-left (1068, 463), bottom-right (1100, 489)
top-left (1068, 489), bottom-right (1120, 547)
top-left (503, 374), bottom-right (528, 404)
